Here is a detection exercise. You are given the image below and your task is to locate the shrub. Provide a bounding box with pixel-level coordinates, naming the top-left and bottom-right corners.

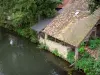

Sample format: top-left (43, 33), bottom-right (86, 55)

top-left (93, 60), bottom-right (100, 75)
top-left (89, 38), bottom-right (100, 50)
top-left (67, 40), bottom-right (100, 75)
top-left (75, 51), bottom-right (100, 75)
top-left (52, 49), bottom-right (60, 57)
top-left (0, 0), bottom-right (62, 27)
top-left (76, 57), bottom-right (95, 75)
top-left (38, 43), bottom-right (48, 50)
top-left (88, 0), bottom-right (100, 13)
top-left (78, 46), bottom-right (85, 54)
top-left (67, 51), bottom-right (75, 64)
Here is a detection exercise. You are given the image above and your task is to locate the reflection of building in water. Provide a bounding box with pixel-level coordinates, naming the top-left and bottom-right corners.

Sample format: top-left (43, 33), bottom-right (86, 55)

top-left (8, 35), bottom-right (23, 47)
top-left (9, 35), bottom-right (16, 46)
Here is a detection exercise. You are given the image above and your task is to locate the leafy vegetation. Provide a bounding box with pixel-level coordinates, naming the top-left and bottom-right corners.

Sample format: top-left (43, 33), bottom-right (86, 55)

top-left (52, 49), bottom-right (60, 57)
top-left (78, 46), bottom-right (85, 54)
top-left (67, 41), bottom-right (100, 75)
top-left (75, 52), bottom-right (100, 75)
top-left (88, 0), bottom-right (100, 13)
top-left (78, 38), bottom-right (100, 51)
top-left (67, 49), bottom-right (100, 75)
top-left (0, 0), bottom-right (62, 27)
top-left (0, 0), bottom-right (62, 43)
top-left (67, 51), bottom-right (75, 64)
top-left (38, 43), bottom-right (48, 50)
top-left (89, 38), bottom-right (100, 50)
top-left (67, 37), bottom-right (100, 75)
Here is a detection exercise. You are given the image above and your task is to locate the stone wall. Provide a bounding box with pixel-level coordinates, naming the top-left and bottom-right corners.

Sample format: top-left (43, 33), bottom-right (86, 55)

top-left (39, 37), bottom-right (71, 60)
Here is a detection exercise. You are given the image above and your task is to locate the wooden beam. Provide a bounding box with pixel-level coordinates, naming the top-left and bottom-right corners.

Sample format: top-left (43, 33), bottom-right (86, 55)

top-left (75, 47), bottom-right (78, 61)
top-left (45, 34), bottom-right (48, 40)
top-left (94, 27), bottom-right (97, 38)
top-left (44, 33), bottom-right (48, 44)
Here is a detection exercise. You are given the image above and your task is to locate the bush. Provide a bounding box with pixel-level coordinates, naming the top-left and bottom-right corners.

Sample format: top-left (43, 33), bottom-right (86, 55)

top-left (15, 28), bottom-right (38, 43)
top-left (0, 0), bottom-right (62, 44)
top-left (93, 60), bottom-right (100, 75)
top-left (88, 0), bottom-right (100, 13)
top-left (67, 40), bottom-right (100, 75)
top-left (76, 57), bottom-right (95, 75)
top-left (78, 46), bottom-right (85, 54)
top-left (0, 0), bottom-right (62, 27)
top-left (38, 43), bottom-right (48, 50)
top-left (89, 38), bottom-right (100, 50)
top-left (67, 48), bottom-right (100, 75)
top-left (52, 49), bottom-right (60, 57)
top-left (67, 51), bottom-right (75, 64)
top-left (75, 51), bottom-right (100, 75)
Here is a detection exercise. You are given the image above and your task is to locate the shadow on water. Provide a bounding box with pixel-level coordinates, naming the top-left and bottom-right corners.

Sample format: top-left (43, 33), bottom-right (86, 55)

top-left (0, 27), bottom-right (85, 75)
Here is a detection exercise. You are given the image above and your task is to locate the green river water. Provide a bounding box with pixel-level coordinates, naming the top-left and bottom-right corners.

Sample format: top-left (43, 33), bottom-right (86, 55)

top-left (0, 28), bottom-right (85, 75)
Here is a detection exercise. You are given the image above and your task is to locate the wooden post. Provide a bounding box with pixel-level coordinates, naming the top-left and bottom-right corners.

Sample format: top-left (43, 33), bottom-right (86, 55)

top-left (94, 27), bottom-right (97, 38)
top-left (44, 33), bottom-right (48, 44)
top-left (75, 47), bottom-right (78, 61)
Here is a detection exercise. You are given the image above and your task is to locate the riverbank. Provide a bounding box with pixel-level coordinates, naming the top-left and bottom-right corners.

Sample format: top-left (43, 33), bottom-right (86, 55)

top-left (1, 19), bottom-right (100, 75)
top-left (67, 39), bottom-right (100, 75)
top-left (0, 25), bottom-right (97, 75)
top-left (0, 27), bottom-right (86, 75)
top-left (0, 25), bottom-right (38, 43)
top-left (1, 21), bottom-right (100, 75)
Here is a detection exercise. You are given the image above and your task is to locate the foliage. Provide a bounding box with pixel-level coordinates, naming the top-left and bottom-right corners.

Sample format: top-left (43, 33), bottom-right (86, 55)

top-left (76, 56), bottom-right (95, 75)
top-left (88, 0), bottom-right (100, 13)
top-left (80, 42), bottom-right (86, 47)
top-left (75, 51), bottom-right (100, 75)
top-left (0, 0), bottom-right (62, 27)
top-left (93, 60), bottom-right (100, 75)
top-left (67, 51), bottom-right (75, 64)
top-left (30, 35), bottom-right (38, 43)
top-left (67, 46), bottom-right (100, 75)
top-left (78, 46), bottom-right (85, 54)
top-left (15, 28), bottom-right (38, 43)
top-left (52, 49), bottom-right (60, 57)
top-left (38, 43), bottom-right (48, 50)
top-left (81, 52), bottom-right (90, 58)
top-left (76, 39), bottom-right (100, 75)
top-left (78, 42), bottom-right (86, 54)
top-left (89, 38), bottom-right (100, 50)
top-left (0, 0), bottom-right (62, 43)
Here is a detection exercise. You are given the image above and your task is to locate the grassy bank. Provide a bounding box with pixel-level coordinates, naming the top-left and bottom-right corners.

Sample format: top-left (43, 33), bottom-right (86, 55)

top-left (67, 38), bottom-right (100, 75)
top-left (0, 24), bottom-right (38, 43)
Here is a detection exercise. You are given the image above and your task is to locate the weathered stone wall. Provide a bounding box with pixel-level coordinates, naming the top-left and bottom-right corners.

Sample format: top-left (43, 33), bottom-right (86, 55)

top-left (39, 37), bottom-right (71, 60)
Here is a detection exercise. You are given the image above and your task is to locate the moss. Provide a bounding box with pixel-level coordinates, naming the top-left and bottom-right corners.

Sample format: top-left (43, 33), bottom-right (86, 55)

top-left (52, 49), bottom-right (60, 57)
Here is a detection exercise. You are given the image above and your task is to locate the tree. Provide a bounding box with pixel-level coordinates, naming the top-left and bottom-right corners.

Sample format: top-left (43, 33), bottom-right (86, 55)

top-left (0, 0), bottom-right (62, 28)
top-left (88, 0), bottom-right (100, 13)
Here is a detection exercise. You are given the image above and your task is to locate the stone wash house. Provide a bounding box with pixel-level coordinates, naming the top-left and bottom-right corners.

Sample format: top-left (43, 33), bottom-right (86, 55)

top-left (37, 0), bottom-right (100, 60)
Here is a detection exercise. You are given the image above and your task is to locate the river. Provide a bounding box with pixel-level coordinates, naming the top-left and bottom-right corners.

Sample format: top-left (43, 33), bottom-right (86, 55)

top-left (0, 28), bottom-right (85, 75)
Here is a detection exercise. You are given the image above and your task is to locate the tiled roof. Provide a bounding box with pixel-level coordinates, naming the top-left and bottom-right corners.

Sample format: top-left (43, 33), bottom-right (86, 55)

top-left (43, 0), bottom-right (100, 47)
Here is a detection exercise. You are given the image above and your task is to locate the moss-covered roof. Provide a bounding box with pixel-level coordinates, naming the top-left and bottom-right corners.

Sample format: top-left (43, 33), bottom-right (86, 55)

top-left (43, 0), bottom-right (100, 47)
